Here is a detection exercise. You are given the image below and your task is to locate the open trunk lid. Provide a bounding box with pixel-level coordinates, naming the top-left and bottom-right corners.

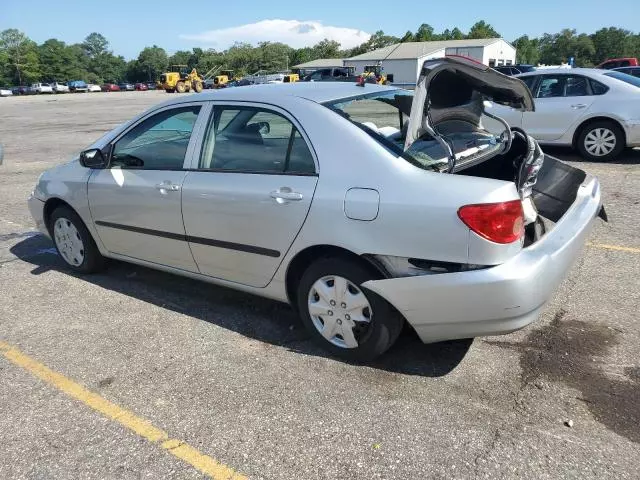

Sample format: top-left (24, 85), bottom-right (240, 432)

top-left (402, 56), bottom-right (605, 241)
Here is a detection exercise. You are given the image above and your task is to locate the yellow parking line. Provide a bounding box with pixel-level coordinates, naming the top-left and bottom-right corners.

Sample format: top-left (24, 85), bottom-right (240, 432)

top-left (0, 341), bottom-right (246, 480)
top-left (586, 242), bottom-right (640, 254)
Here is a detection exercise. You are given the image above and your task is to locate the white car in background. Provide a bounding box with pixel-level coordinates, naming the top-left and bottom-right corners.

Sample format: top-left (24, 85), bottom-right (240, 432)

top-left (0, 87), bottom-right (12, 97)
top-left (87, 84), bottom-right (102, 92)
top-left (51, 82), bottom-right (70, 93)
top-left (32, 83), bottom-right (54, 94)
top-left (493, 69), bottom-right (640, 161)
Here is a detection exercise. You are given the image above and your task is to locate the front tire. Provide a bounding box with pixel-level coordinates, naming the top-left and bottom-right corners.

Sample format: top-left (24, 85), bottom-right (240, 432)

top-left (50, 206), bottom-right (105, 274)
top-left (576, 120), bottom-right (625, 161)
top-left (193, 81), bottom-right (203, 93)
top-left (296, 257), bottom-right (403, 361)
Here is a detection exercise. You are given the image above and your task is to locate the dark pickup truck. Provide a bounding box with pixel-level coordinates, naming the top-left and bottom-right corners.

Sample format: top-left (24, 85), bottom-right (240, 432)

top-left (301, 67), bottom-right (359, 82)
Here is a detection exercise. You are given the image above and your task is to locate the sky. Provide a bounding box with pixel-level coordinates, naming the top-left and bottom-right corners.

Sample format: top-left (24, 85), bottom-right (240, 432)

top-left (2, 0), bottom-right (639, 59)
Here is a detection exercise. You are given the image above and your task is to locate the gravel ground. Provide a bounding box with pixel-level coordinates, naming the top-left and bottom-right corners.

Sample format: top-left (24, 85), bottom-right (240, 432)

top-left (0, 91), bottom-right (639, 479)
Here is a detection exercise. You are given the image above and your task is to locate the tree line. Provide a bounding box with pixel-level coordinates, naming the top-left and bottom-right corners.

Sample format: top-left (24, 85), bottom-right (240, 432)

top-left (1, 22), bottom-right (639, 86)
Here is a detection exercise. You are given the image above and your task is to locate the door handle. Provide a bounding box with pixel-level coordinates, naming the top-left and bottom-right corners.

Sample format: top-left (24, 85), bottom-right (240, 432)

top-left (571, 104), bottom-right (587, 109)
top-left (155, 182), bottom-right (181, 192)
top-left (270, 188), bottom-right (303, 203)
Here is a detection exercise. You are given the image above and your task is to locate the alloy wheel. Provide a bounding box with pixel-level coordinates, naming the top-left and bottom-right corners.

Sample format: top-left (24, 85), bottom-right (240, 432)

top-left (307, 275), bottom-right (372, 349)
top-left (53, 218), bottom-right (85, 267)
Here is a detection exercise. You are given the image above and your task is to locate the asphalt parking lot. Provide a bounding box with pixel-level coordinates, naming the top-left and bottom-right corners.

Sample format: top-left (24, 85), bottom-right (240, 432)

top-left (1, 91), bottom-right (639, 479)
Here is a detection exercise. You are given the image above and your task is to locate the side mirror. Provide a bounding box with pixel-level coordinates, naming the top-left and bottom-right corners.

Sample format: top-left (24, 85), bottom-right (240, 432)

top-left (79, 148), bottom-right (107, 168)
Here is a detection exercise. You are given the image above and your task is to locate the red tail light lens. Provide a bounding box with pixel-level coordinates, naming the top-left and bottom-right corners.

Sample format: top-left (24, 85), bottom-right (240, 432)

top-left (458, 200), bottom-right (524, 244)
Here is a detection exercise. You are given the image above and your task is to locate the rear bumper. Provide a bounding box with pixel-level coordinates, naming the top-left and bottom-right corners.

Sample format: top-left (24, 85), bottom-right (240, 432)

top-left (363, 175), bottom-right (602, 344)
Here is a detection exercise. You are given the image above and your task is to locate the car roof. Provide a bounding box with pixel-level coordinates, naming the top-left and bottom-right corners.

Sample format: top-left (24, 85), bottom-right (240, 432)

top-left (161, 82), bottom-right (400, 107)
top-left (516, 68), bottom-right (606, 77)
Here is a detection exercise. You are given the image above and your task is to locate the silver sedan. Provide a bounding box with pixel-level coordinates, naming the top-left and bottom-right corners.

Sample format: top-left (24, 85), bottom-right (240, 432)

top-left (28, 58), bottom-right (604, 361)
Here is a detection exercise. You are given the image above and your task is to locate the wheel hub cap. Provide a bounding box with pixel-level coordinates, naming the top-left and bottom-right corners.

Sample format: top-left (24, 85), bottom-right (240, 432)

top-left (53, 218), bottom-right (85, 266)
top-left (308, 275), bottom-right (372, 349)
top-left (584, 128), bottom-right (616, 157)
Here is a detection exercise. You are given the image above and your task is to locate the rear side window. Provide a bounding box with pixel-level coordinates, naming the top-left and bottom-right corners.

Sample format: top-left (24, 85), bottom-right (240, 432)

top-left (199, 106), bottom-right (315, 174)
top-left (565, 76), bottom-right (589, 96)
top-left (589, 79), bottom-right (609, 95)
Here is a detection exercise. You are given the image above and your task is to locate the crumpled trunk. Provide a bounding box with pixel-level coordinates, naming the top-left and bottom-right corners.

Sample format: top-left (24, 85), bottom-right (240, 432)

top-left (404, 56), bottom-right (542, 199)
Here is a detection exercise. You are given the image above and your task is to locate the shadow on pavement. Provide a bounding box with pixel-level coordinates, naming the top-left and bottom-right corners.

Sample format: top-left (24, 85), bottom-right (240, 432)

top-left (10, 234), bottom-right (472, 378)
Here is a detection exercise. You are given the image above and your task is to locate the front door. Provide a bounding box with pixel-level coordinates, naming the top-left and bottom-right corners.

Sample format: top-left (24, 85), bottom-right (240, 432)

top-left (523, 74), bottom-right (596, 141)
top-left (88, 103), bottom-right (206, 271)
top-left (181, 104), bottom-right (318, 287)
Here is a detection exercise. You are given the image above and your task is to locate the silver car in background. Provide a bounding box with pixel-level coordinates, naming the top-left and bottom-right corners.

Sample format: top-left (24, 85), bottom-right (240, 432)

top-left (494, 68), bottom-right (640, 161)
top-left (28, 58), bottom-right (604, 361)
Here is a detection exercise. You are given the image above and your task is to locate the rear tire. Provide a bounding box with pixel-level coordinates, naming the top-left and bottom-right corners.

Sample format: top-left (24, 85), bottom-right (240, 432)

top-left (165, 88), bottom-right (175, 93)
top-left (49, 206), bottom-right (106, 274)
top-left (193, 81), bottom-right (203, 93)
top-left (175, 81), bottom-right (186, 93)
top-left (296, 257), bottom-right (403, 361)
top-left (576, 120), bottom-right (625, 162)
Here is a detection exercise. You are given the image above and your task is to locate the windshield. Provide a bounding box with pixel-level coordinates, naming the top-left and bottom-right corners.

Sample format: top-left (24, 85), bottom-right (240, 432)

top-left (324, 90), bottom-right (506, 172)
top-left (604, 71), bottom-right (640, 88)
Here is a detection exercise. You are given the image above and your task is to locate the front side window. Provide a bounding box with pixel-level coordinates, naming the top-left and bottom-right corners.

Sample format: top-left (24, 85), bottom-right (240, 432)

top-left (537, 76), bottom-right (565, 98)
top-left (199, 106), bottom-right (315, 174)
top-left (111, 106), bottom-right (201, 169)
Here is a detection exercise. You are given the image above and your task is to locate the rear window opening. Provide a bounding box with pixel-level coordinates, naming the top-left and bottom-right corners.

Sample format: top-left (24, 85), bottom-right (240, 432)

top-left (324, 89), bottom-right (513, 174)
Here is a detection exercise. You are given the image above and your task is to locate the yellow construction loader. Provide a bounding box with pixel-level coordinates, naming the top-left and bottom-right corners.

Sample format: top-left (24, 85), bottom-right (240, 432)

top-left (160, 65), bottom-right (204, 93)
top-left (213, 70), bottom-right (238, 88)
top-left (363, 64), bottom-right (391, 85)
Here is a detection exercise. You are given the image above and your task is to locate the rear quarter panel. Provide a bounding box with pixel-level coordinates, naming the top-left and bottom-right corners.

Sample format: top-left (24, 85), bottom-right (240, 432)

top-left (272, 98), bottom-right (522, 283)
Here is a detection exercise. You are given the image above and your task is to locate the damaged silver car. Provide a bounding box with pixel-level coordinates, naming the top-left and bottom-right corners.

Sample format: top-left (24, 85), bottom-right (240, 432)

top-left (28, 57), bottom-right (605, 361)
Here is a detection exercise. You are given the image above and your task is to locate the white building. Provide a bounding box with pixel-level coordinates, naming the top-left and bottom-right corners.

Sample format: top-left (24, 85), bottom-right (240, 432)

top-left (344, 38), bottom-right (516, 86)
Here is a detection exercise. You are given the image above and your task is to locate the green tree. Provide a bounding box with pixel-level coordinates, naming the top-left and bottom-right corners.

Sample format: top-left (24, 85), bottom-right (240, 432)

top-left (168, 50), bottom-right (192, 67)
top-left (400, 31), bottom-right (414, 43)
top-left (450, 28), bottom-right (465, 40)
top-left (82, 32), bottom-right (109, 59)
top-left (311, 39), bottom-right (341, 59)
top-left (257, 42), bottom-right (293, 71)
top-left (591, 27), bottom-right (632, 64)
top-left (467, 21), bottom-right (500, 39)
top-left (136, 45), bottom-right (168, 81)
top-left (513, 35), bottom-right (540, 65)
top-left (0, 29), bottom-right (40, 84)
top-left (415, 24), bottom-right (435, 42)
top-left (539, 29), bottom-right (595, 66)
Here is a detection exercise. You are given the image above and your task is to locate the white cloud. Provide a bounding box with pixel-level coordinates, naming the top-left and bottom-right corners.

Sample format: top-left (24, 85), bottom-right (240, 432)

top-left (180, 19), bottom-right (370, 50)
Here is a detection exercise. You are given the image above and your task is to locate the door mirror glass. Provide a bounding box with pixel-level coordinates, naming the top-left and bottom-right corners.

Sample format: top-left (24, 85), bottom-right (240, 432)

top-left (80, 148), bottom-right (107, 168)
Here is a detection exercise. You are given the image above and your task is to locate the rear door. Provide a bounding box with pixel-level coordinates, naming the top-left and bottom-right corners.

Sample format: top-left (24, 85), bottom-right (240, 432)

top-left (523, 74), bottom-right (597, 141)
top-left (88, 102), bottom-right (208, 271)
top-left (181, 102), bottom-right (318, 287)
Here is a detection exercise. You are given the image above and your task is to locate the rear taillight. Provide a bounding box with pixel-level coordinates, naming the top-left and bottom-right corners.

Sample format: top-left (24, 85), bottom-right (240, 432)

top-left (458, 200), bottom-right (524, 244)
